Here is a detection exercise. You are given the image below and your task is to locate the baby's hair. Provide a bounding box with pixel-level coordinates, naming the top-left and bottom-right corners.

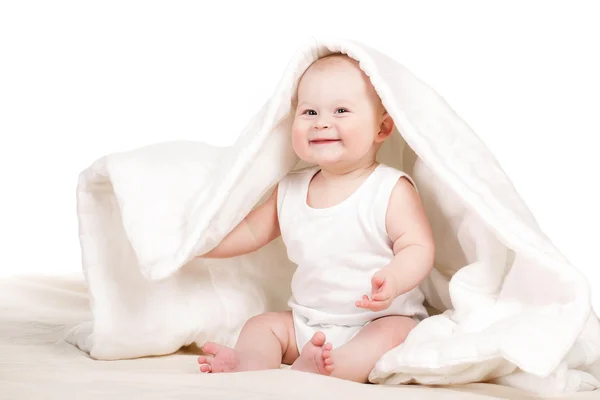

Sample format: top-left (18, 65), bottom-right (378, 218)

top-left (292, 52), bottom-right (387, 115)
top-left (293, 53), bottom-right (353, 107)
top-left (314, 52), bottom-right (356, 65)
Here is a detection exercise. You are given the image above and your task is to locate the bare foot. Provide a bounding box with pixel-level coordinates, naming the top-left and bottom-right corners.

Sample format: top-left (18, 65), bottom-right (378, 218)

top-left (198, 342), bottom-right (247, 373)
top-left (291, 331), bottom-right (334, 375)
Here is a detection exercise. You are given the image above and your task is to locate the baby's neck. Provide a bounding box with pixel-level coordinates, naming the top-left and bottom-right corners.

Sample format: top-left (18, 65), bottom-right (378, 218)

top-left (317, 160), bottom-right (379, 183)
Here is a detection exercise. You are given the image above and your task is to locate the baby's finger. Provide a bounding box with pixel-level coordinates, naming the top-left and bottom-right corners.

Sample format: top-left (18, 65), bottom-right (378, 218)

top-left (367, 299), bottom-right (392, 312)
top-left (371, 279), bottom-right (384, 294)
top-left (354, 294), bottom-right (370, 307)
top-left (355, 299), bottom-right (376, 311)
top-left (371, 290), bottom-right (392, 302)
top-left (355, 298), bottom-right (377, 309)
top-left (355, 299), bottom-right (368, 309)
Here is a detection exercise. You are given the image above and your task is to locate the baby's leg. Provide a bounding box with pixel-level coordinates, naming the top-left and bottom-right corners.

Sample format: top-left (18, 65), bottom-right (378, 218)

top-left (330, 316), bottom-right (417, 383)
top-left (198, 311), bottom-right (299, 373)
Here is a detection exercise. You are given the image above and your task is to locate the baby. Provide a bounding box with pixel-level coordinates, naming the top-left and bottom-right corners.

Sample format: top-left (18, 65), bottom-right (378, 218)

top-left (196, 53), bottom-right (435, 383)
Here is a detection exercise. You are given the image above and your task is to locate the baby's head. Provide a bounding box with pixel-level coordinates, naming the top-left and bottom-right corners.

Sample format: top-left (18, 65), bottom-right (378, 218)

top-left (292, 54), bottom-right (394, 169)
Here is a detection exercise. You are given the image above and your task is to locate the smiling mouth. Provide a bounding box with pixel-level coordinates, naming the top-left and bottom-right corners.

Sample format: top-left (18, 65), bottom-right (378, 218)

top-left (310, 139), bottom-right (341, 144)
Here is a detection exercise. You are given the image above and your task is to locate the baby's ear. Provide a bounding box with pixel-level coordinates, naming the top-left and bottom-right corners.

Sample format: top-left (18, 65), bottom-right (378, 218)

top-left (376, 112), bottom-right (395, 142)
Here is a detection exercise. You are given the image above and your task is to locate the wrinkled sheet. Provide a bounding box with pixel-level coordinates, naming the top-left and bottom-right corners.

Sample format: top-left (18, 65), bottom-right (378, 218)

top-left (2, 275), bottom-right (599, 400)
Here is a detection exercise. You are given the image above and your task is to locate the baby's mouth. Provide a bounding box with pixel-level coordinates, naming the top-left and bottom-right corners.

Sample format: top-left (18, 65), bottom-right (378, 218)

top-left (310, 139), bottom-right (341, 144)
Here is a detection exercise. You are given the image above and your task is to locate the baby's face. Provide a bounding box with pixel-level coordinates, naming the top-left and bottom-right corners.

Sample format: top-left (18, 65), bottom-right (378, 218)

top-left (291, 57), bottom-right (386, 168)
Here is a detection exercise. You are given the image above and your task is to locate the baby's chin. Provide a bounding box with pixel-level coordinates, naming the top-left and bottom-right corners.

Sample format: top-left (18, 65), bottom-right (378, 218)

top-left (303, 155), bottom-right (351, 169)
top-left (300, 150), bottom-right (342, 165)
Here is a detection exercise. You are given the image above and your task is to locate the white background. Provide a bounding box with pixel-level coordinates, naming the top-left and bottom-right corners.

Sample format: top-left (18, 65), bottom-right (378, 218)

top-left (1, 0), bottom-right (598, 301)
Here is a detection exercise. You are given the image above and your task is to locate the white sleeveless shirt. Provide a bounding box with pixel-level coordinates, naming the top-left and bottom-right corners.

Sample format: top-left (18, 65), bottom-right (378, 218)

top-left (277, 163), bottom-right (428, 337)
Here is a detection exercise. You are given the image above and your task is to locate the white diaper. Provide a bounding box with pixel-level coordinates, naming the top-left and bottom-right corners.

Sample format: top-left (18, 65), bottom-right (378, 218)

top-left (293, 311), bottom-right (366, 352)
top-left (293, 311), bottom-right (425, 352)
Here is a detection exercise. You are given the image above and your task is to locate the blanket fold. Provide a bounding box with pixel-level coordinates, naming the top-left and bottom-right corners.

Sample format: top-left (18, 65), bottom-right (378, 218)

top-left (65, 37), bottom-right (600, 394)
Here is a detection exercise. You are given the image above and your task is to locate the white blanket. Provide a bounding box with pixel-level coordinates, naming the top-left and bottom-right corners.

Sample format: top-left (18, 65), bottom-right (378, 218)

top-left (3, 275), bottom-right (598, 400)
top-left (65, 37), bottom-right (600, 394)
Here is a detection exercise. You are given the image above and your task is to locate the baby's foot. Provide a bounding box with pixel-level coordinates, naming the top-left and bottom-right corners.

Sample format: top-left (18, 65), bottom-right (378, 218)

top-left (291, 331), bottom-right (334, 375)
top-left (198, 342), bottom-right (244, 373)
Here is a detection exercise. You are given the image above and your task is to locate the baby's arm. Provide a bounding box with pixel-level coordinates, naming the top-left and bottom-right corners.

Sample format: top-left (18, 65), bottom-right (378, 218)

top-left (356, 177), bottom-right (435, 311)
top-left (383, 177), bottom-right (435, 294)
top-left (197, 185), bottom-right (281, 259)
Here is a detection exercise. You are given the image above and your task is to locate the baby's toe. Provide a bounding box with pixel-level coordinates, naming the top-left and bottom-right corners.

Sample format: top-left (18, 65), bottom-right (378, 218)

top-left (325, 364), bottom-right (334, 372)
top-left (324, 357), bottom-right (334, 365)
top-left (197, 355), bottom-right (211, 364)
top-left (311, 332), bottom-right (326, 346)
top-left (323, 342), bottom-right (333, 351)
top-left (202, 342), bottom-right (220, 355)
top-left (199, 364), bottom-right (212, 373)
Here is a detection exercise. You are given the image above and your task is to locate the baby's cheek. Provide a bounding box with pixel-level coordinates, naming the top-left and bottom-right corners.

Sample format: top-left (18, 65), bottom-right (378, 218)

top-left (341, 128), bottom-right (368, 151)
top-left (291, 130), bottom-right (309, 158)
top-left (291, 121), bottom-right (307, 138)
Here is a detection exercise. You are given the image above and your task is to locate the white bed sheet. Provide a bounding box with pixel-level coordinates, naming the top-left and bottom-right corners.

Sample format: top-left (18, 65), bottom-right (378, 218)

top-left (1, 275), bottom-right (598, 400)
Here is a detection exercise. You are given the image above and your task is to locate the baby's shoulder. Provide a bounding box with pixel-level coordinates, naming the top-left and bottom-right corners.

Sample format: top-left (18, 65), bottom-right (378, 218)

top-left (377, 162), bottom-right (403, 174)
top-left (377, 163), bottom-right (416, 189)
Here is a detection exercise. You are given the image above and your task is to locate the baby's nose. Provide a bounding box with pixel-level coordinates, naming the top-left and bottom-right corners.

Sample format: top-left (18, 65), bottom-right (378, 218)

top-left (314, 122), bottom-right (330, 130)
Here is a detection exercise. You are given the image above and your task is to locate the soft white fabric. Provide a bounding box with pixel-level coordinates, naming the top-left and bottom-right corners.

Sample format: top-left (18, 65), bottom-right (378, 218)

top-left (6, 276), bottom-right (599, 400)
top-left (64, 37), bottom-right (600, 394)
top-left (278, 163), bottom-right (428, 352)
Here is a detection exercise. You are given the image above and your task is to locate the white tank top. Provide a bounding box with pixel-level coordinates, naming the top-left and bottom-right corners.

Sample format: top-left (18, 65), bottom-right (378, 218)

top-left (277, 163), bottom-right (428, 327)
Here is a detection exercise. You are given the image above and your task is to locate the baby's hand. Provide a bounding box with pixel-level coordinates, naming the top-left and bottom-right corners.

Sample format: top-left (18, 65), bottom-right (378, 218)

top-left (355, 268), bottom-right (398, 312)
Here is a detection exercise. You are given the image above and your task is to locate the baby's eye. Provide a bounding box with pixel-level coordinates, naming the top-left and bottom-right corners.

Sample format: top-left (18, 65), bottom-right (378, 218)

top-left (335, 108), bottom-right (349, 114)
top-left (303, 110), bottom-right (317, 116)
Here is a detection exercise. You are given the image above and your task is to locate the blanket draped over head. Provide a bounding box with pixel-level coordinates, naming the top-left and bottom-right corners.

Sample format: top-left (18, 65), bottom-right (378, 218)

top-left (65, 37), bottom-right (600, 394)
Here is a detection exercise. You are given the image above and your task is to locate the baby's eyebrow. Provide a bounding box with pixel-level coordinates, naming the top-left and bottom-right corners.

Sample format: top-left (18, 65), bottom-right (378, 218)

top-left (330, 99), bottom-right (356, 107)
top-left (297, 100), bottom-right (356, 108)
